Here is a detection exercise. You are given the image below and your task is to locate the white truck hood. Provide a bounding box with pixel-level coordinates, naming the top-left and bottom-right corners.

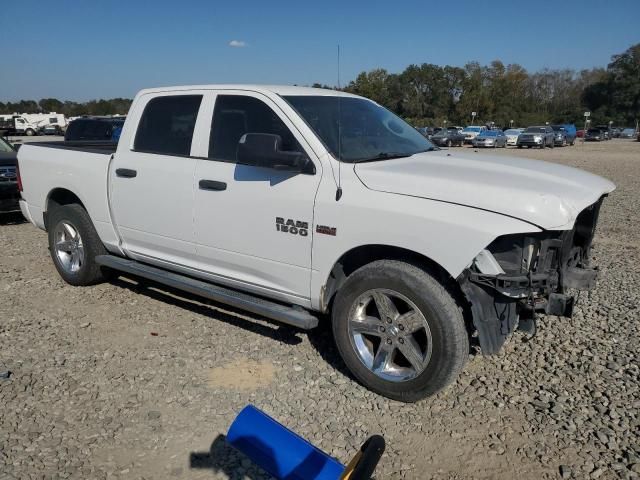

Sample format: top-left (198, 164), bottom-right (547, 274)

top-left (354, 150), bottom-right (615, 229)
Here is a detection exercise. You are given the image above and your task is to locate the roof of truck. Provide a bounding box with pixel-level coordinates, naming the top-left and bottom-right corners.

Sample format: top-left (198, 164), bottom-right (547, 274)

top-left (136, 84), bottom-right (361, 98)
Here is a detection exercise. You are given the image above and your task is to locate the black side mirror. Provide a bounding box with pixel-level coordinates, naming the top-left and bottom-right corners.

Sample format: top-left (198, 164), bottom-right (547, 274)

top-left (236, 133), bottom-right (314, 174)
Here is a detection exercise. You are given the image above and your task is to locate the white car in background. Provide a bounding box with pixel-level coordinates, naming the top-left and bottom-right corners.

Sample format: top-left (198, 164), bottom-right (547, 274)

top-left (461, 125), bottom-right (486, 144)
top-left (504, 128), bottom-right (524, 146)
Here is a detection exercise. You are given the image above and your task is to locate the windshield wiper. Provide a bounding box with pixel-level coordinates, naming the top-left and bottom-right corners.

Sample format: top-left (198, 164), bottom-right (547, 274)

top-left (353, 149), bottom-right (436, 163)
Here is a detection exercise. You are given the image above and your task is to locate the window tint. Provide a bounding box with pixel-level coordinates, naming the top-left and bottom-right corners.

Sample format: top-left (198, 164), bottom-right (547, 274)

top-left (134, 95), bottom-right (202, 156)
top-left (209, 95), bottom-right (299, 162)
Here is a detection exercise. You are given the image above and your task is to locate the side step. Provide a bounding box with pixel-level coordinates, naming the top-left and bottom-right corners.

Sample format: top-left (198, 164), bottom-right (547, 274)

top-left (95, 255), bottom-right (318, 330)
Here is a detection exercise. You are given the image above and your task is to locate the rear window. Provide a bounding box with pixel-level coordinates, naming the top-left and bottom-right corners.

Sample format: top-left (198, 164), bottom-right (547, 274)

top-left (65, 120), bottom-right (113, 141)
top-left (134, 95), bottom-right (202, 156)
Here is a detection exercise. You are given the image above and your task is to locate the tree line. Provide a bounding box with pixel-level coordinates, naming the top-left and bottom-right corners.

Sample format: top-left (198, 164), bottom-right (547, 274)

top-left (2, 43), bottom-right (638, 128)
top-left (0, 98), bottom-right (132, 117)
top-left (335, 42), bottom-right (639, 128)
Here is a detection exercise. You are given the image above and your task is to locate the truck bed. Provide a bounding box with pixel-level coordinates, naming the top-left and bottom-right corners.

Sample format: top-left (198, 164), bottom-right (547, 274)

top-left (17, 141), bottom-right (120, 248)
top-left (25, 141), bottom-right (118, 155)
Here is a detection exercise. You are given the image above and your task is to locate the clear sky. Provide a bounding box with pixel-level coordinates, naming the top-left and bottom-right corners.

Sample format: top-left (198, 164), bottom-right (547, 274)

top-left (1, 0), bottom-right (638, 101)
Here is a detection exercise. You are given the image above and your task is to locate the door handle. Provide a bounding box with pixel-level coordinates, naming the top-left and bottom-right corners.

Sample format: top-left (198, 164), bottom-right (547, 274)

top-left (199, 179), bottom-right (227, 191)
top-left (116, 168), bottom-right (137, 178)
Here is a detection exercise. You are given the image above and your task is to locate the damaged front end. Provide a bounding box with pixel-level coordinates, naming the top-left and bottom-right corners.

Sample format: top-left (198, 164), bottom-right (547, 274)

top-left (458, 197), bottom-right (605, 354)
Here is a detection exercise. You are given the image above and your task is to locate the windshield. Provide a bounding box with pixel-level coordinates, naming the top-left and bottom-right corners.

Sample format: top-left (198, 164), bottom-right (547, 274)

top-left (524, 127), bottom-right (547, 133)
top-left (462, 127), bottom-right (481, 133)
top-left (479, 131), bottom-right (498, 137)
top-left (284, 96), bottom-right (435, 162)
top-left (0, 137), bottom-right (15, 153)
top-left (505, 129), bottom-right (520, 135)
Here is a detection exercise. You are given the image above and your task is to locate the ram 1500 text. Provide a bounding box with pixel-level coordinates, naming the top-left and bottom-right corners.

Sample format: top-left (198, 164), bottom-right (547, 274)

top-left (17, 85), bottom-right (615, 401)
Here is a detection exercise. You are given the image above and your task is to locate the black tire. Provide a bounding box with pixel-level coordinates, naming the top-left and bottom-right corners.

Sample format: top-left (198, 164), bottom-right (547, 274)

top-left (25, 129), bottom-right (35, 136)
top-left (446, 139), bottom-right (452, 147)
top-left (331, 260), bottom-right (468, 402)
top-left (47, 203), bottom-right (107, 286)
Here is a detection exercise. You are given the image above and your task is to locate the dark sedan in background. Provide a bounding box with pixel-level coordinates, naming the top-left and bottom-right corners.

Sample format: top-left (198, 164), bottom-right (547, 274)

top-left (430, 127), bottom-right (466, 147)
top-left (585, 128), bottom-right (605, 141)
top-left (0, 137), bottom-right (20, 213)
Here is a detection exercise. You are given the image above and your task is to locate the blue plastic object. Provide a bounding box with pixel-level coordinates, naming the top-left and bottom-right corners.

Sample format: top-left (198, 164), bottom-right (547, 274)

top-left (227, 405), bottom-right (345, 480)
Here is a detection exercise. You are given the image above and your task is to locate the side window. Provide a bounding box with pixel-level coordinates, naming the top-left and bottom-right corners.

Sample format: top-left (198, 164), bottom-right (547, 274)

top-left (209, 95), bottom-right (299, 162)
top-left (134, 95), bottom-right (202, 156)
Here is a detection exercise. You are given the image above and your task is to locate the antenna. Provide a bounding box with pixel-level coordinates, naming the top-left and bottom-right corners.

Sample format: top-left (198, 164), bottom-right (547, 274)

top-left (336, 44), bottom-right (343, 201)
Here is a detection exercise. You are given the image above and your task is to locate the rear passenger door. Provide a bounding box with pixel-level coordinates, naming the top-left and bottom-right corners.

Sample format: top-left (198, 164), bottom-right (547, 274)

top-left (110, 93), bottom-right (205, 266)
top-left (192, 91), bottom-right (321, 303)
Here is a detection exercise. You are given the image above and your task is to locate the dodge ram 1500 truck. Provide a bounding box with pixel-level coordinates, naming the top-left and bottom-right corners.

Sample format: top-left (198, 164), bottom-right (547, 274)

top-left (17, 85), bottom-right (615, 402)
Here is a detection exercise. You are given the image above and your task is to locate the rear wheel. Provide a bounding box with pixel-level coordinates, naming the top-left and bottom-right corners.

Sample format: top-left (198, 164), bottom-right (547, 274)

top-left (48, 203), bottom-right (107, 286)
top-left (446, 139), bottom-right (452, 147)
top-left (332, 260), bottom-right (468, 402)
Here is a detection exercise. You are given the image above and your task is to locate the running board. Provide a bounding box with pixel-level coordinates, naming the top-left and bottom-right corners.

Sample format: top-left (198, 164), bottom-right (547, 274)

top-left (95, 255), bottom-right (318, 330)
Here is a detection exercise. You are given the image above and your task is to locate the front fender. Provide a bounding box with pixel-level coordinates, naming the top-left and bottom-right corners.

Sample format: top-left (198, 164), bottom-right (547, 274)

top-left (310, 176), bottom-right (541, 310)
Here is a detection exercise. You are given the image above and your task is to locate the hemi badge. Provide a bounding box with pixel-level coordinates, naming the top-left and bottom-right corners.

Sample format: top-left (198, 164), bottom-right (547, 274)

top-left (316, 225), bottom-right (337, 236)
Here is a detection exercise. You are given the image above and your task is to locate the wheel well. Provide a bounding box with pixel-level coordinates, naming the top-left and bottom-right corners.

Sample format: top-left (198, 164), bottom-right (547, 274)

top-left (45, 188), bottom-right (85, 228)
top-left (323, 245), bottom-right (462, 311)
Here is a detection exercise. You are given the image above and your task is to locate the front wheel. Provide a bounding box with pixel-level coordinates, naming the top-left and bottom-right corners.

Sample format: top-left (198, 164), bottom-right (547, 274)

top-left (48, 203), bottom-right (107, 286)
top-left (25, 128), bottom-right (36, 136)
top-left (332, 260), bottom-right (469, 402)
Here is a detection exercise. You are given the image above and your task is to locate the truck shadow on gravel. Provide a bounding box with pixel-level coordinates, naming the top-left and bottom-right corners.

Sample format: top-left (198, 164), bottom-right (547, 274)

top-left (0, 212), bottom-right (26, 225)
top-left (108, 275), bottom-right (304, 346)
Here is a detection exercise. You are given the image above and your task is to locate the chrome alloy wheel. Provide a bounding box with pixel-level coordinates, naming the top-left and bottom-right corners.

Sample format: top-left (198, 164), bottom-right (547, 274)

top-left (53, 221), bottom-right (85, 274)
top-left (347, 289), bottom-right (433, 382)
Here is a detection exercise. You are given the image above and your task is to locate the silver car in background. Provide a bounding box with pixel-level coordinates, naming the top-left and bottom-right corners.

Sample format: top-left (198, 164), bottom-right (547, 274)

top-left (472, 130), bottom-right (508, 148)
top-left (517, 126), bottom-right (555, 149)
top-left (504, 128), bottom-right (524, 146)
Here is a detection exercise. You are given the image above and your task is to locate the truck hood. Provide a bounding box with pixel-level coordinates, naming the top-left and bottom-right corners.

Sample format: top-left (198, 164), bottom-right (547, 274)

top-left (354, 150), bottom-right (615, 229)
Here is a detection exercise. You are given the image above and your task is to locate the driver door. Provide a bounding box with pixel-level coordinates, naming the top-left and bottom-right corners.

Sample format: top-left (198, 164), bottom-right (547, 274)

top-left (192, 91), bottom-right (321, 302)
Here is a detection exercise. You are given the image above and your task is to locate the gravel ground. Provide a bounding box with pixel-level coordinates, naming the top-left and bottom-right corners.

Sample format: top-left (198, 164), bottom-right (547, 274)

top-left (1, 139), bottom-right (638, 480)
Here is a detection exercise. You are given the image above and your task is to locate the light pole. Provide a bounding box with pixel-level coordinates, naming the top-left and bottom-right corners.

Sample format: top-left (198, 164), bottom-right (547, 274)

top-left (444, 119), bottom-right (448, 130)
top-left (510, 119), bottom-right (514, 128)
top-left (583, 112), bottom-right (590, 145)
top-left (471, 111), bottom-right (477, 125)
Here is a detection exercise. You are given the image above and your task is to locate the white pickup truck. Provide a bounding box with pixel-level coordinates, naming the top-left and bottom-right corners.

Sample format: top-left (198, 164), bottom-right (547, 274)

top-left (17, 85), bottom-right (615, 401)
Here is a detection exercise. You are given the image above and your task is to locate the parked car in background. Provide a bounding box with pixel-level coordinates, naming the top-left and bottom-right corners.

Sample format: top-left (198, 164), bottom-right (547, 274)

top-left (611, 127), bottom-right (621, 138)
top-left (504, 128), bottom-right (523, 146)
top-left (551, 125), bottom-right (569, 146)
top-left (594, 125), bottom-right (611, 140)
top-left (461, 125), bottom-right (486, 144)
top-left (0, 137), bottom-right (20, 213)
top-left (430, 127), bottom-right (465, 147)
top-left (472, 129), bottom-right (507, 148)
top-left (517, 126), bottom-right (554, 148)
top-left (585, 128), bottom-right (604, 141)
top-left (552, 124), bottom-right (577, 145)
top-left (576, 129), bottom-right (585, 138)
top-left (41, 124), bottom-right (64, 136)
top-left (620, 128), bottom-right (636, 139)
top-left (64, 117), bottom-right (125, 142)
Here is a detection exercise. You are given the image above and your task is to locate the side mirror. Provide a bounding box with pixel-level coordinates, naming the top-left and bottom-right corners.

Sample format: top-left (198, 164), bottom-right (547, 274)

top-left (236, 133), bottom-right (314, 174)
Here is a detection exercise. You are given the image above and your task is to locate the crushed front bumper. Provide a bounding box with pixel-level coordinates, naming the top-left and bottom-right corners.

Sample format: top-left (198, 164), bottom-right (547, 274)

top-left (459, 197), bottom-right (605, 354)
